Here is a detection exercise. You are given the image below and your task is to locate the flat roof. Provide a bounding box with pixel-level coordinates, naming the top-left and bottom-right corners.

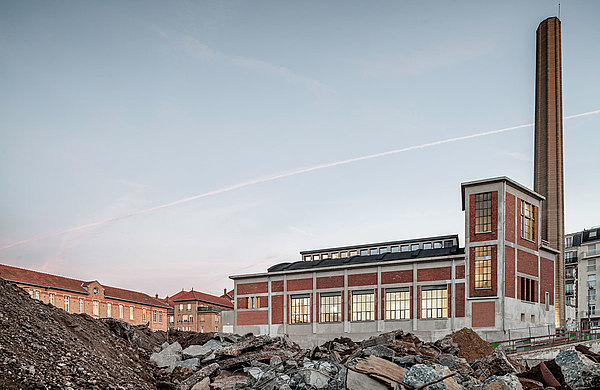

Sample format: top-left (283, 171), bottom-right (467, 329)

top-left (461, 176), bottom-right (545, 210)
top-left (300, 234), bottom-right (458, 255)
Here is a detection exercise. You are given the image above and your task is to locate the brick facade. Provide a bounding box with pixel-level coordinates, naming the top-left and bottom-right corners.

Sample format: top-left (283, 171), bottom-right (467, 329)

top-left (230, 177), bottom-right (556, 344)
top-left (2, 264), bottom-right (169, 331)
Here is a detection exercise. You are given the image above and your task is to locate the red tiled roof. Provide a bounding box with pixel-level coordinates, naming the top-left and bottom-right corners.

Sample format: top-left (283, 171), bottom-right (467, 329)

top-left (172, 290), bottom-right (233, 309)
top-left (0, 264), bottom-right (88, 294)
top-left (156, 297), bottom-right (173, 308)
top-left (220, 289), bottom-right (234, 300)
top-left (164, 290), bottom-right (188, 306)
top-left (0, 264), bottom-right (169, 309)
top-left (103, 285), bottom-right (169, 308)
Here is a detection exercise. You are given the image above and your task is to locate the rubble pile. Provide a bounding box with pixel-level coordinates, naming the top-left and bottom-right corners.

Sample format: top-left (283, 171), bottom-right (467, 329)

top-left (0, 277), bottom-right (162, 390)
top-left (4, 275), bottom-right (600, 389)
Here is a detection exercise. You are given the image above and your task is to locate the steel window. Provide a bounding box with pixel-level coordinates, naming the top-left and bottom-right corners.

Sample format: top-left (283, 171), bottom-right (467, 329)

top-left (475, 192), bottom-right (492, 233)
top-left (420, 286), bottom-right (447, 319)
top-left (290, 295), bottom-right (311, 324)
top-left (474, 246), bottom-right (492, 288)
top-left (351, 291), bottom-right (374, 321)
top-left (385, 288), bottom-right (410, 320)
top-left (521, 200), bottom-right (535, 240)
top-left (320, 293), bottom-right (341, 323)
top-left (248, 296), bottom-right (261, 309)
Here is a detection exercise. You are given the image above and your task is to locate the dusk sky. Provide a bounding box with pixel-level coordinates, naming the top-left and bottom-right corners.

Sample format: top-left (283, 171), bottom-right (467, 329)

top-left (1, 1), bottom-right (599, 298)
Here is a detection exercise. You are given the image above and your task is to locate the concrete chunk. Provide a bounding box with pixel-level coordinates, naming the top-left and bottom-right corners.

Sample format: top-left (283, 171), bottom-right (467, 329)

top-left (150, 342), bottom-right (182, 368)
top-left (346, 369), bottom-right (388, 390)
top-left (182, 345), bottom-right (212, 359)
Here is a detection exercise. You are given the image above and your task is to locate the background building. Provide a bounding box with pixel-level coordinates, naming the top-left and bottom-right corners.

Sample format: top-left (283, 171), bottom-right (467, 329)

top-left (566, 227), bottom-right (600, 329)
top-left (0, 264), bottom-right (169, 331)
top-left (230, 177), bottom-right (557, 346)
top-left (171, 289), bottom-right (234, 333)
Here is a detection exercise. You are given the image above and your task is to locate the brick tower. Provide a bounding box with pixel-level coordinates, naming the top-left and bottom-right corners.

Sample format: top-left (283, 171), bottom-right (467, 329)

top-left (534, 17), bottom-right (565, 328)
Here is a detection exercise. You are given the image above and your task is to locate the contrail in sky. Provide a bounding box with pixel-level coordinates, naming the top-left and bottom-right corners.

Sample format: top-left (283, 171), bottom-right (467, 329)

top-left (2, 109), bottom-right (599, 250)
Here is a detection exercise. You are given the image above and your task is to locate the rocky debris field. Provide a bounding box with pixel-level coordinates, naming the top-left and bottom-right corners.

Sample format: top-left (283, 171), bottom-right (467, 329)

top-left (3, 275), bottom-right (600, 389)
top-left (0, 277), bottom-right (166, 390)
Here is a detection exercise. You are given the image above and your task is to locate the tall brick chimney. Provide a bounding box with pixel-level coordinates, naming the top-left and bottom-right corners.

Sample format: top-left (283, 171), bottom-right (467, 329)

top-left (534, 17), bottom-right (565, 328)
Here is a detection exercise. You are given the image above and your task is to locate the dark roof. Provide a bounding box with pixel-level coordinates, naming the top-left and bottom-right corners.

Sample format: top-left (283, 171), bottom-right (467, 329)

top-left (269, 246), bottom-right (464, 273)
top-left (0, 264), bottom-right (169, 309)
top-left (300, 234), bottom-right (458, 255)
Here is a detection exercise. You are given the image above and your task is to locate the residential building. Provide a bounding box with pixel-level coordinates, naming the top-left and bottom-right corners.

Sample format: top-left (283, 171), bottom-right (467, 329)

top-left (159, 290), bottom-right (188, 331)
top-left (230, 177), bottom-right (557, 346)
top-left (0, 264), bottom-right (169, 331)
top-left (172, 289), bottom-right (234, 333)
top-left (566, 227), bottom-right (600, 329)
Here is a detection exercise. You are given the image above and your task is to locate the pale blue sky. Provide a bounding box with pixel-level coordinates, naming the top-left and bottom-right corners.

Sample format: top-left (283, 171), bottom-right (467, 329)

top-left (1, 1), bottom-right (599, 297)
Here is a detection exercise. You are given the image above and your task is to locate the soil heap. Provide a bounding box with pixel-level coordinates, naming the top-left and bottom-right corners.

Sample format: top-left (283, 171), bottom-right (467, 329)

top-left (0, 277), bottom-right (162, 390)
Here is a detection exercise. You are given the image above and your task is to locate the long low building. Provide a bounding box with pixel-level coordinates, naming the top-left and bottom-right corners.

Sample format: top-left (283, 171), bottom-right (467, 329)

top-left (230, 177), bottom-right (558, 346)
top-left (0, 264), bottom-right (170, 331)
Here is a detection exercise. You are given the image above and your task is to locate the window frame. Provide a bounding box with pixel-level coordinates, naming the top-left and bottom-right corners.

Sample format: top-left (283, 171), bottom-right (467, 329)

top-left (247, 296), bottom-right (261, 309)
top-left (351, 290), bottom-right (375, 322)
top-left (319, 292), bottom-right (341, 323)
top-left (474, 246), bottom-right (492, 289)
top-left (290, 294), bottom-right (311, 324)
top-left (420, 286), bottom-right (448, 319)
top-left (385, 288), bottom-right (410, 320)
top-left (475, 192), bottom-right (493, 234)
top-left (520, 200), bottom-right (535, 241)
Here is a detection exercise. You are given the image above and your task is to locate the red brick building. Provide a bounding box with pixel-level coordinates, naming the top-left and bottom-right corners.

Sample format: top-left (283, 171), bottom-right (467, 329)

top-left (230, 177), bottom-right (557, 345)
top-left (171, 290), bottom-right (233, 333)
top-left (0, 264), bottom-right (169, 331)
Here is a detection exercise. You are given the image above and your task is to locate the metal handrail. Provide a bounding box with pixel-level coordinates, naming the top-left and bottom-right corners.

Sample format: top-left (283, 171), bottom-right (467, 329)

top-left (492, 327), bottom-right (600, 354)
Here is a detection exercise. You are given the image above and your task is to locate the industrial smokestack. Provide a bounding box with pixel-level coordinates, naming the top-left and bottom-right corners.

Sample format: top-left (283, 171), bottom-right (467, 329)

top-left (534, 17), bottom-right (565, 329)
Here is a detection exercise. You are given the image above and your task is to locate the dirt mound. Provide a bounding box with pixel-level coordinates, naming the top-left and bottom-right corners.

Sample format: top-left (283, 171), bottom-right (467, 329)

top-left (166, 329), bottom-right (215, 349)
top-left (449, 327), bottom-right (495, 361)
top-left (0, 277), bottom-right (162, 389)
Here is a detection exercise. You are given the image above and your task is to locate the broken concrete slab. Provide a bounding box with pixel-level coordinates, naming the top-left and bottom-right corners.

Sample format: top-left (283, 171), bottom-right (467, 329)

top-left (151, 342), bottom-right (182, 368)
top-left (347, 369), bottom-right (388, 390)
top-left (474, 374), bottom-right (523, 390)
top-left (176, 362), bottom-right (220, 390)
top-left (181, 345), bottom-right (212, 360)
top-left (189, 377), bottom-right (209, 390)
top-left (555, 349), bottom-right (595, 390)
top-left (167, 358), bottom-right (199, 373)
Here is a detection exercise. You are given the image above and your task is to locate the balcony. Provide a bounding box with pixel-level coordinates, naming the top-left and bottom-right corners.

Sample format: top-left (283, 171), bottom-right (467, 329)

top-left (198, 306), bottom-right (226, 312)
top-left (565, 255), bottom-right (578, 264)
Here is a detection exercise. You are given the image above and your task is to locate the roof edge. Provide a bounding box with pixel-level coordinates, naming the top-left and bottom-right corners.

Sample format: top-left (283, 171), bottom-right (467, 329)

top-left (300, 234), bottom-right (459, 255)
top-left (461, 176), bottom-right (545, 210)
top-left (230, 251), bottom-right (466, 280)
